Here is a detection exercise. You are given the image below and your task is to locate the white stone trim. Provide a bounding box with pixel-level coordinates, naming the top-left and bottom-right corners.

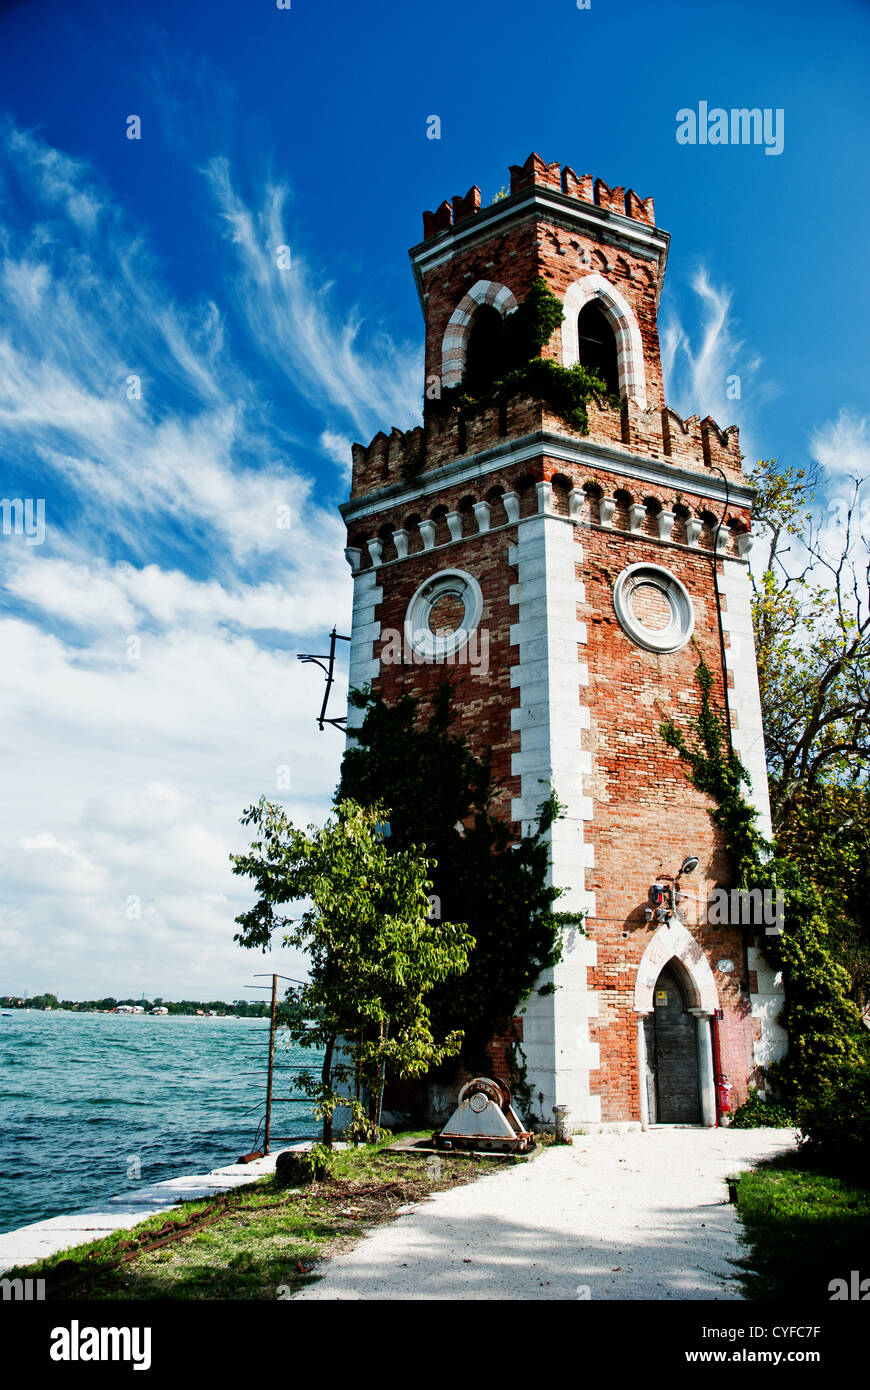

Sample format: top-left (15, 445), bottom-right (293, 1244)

top-left (691, 1009), bottom-right (718, 1127)
top-left (613, 562), bottom-right (695, 654)
top-left (628, 502), bottom-right (646, 534)
top-left (716, 555), bottom-right (786, 1079)
top-left (440, 279), bottom-right (519, 388)
top-left (747, 944), bottom-right (788, 1077)
top-left (473, 500), bottom-right (491, 533)
top-left (633, 921), bottom-right (719, 1014)
top-left (340, 432), bottom-right (754, 530)
top-left (509, 510), bottom-right (599, 1125)
top-left (410, 187), bottom-right (670, 315)
top-left (345, 570), bottom-right (382, 732)
top-left (717, 558), bottom-right (773, 843)
top-left (657, 509), bottom-right (675, 542)
top-left (561, 273), bottom-right (648, 408)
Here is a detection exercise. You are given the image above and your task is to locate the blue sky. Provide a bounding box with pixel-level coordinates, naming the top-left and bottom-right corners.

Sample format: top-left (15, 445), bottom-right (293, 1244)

top-left (1, 0), bottom-right (868, 999)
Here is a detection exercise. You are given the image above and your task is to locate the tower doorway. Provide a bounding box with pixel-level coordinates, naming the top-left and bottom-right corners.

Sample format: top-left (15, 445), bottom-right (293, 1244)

top-left (643, 964), bottom-right (701, 1124)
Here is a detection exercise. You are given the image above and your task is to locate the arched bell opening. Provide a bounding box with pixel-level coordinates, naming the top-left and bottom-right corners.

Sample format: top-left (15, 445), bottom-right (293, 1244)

top-left (464, 304), bottom-right (507, 395)
top-left (577, 300), bottom-right (620, 396)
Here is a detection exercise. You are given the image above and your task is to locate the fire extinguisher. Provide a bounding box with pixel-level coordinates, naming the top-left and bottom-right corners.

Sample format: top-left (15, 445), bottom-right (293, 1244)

top-left (717, 1075), bottom-right (733, 1115)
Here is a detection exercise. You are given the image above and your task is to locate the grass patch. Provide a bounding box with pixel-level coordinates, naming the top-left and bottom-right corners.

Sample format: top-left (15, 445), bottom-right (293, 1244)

top-left (734, 1152), bottom-right (870, 1299)
top-left (5, 1134), bottom-right (528, 1301)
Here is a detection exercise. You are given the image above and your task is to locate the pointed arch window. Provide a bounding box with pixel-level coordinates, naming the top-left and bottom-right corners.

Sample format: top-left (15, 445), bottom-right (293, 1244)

top-left (577, 301), bottom-right (619, 395)
top-left (464, 304), bottom-right (507, 394)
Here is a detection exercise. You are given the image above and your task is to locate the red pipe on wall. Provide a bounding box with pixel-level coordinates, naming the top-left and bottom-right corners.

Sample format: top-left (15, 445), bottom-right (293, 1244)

top-left (710, 1010), bottom-right (724, 1128)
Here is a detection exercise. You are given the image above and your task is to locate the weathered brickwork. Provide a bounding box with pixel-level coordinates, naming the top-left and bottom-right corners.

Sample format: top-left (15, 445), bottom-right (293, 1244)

top-left (342, 154), bottom-right (785, 1128)
top-left (578, 523), bottom-right (758, 1118)
top-left (369, 524), bottom-right (522, 828)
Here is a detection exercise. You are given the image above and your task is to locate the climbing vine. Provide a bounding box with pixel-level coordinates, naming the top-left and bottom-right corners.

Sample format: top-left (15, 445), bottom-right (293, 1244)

top-left (661, 657), bottom-right (868, 1113)
top-left (659, 655), bottom-right (769, 887)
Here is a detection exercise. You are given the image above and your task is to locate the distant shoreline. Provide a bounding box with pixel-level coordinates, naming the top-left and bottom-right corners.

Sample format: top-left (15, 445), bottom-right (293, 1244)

top-left (0, 996), bottom-right (270, 1018)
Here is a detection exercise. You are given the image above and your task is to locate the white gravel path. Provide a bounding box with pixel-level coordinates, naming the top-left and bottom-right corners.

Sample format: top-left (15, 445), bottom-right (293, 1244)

top-left (295, 1127), bottom-right (797, 1301)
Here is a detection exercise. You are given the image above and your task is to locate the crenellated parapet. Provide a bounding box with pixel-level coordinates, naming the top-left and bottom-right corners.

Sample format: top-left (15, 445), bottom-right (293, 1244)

top-left (350, 425), bottom-right (425, 495)
top-left (349, 395), bottom-right (745, 500)
top-left (422, 151), bottom-right (655, 241)
top-left (660, 409), bottom-right (742, 482)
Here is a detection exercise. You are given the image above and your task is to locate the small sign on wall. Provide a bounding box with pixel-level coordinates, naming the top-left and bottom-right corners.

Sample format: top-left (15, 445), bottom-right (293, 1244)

top-left (655, 988), bottom-right (668, 1005)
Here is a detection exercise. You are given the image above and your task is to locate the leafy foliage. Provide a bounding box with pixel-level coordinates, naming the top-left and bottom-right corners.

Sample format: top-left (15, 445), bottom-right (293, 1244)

top-left (660, 657), bottom-right (869, 1125)
top-left (503, 276), bottom-right (567, 362)
top-left (660, 655), bottom-right (769, 887)
top-left (231, 796), bottom-right (473, 1143)
top-left (774, 783), bottom-right (870, 1010)
top-left (746, 458), bottom-right (870, 833)
top-left (763, 861), bottom-right (868, 1107)
top-left (340, 682), bottom-right (576, 1067)
top-left (729, 1087), bottom-right (794, 1129)
top-left (796, 1062), bottom-right (870, 1178)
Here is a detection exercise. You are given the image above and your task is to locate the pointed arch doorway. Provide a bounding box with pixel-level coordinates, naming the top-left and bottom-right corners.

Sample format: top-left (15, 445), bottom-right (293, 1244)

top-left (634, 922), bottom-right (718, 1127)
top-left (643, 964), bottom-right (701, 1124)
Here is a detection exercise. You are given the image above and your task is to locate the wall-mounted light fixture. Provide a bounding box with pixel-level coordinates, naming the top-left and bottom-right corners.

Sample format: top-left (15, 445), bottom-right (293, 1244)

top-left (647, 854), bottom-right (699, 927)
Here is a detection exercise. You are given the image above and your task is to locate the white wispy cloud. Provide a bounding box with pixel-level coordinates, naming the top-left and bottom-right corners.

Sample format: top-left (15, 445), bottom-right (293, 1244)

top-left (0, 121), bottom-right (398, 999)
top-left (319, 429), bottom-right (354, 479)
top-left (204, 157), bottom-right (422, 443)
top-left (809, 408), bottom-right (870, 562)
top-left (660, 265), bottom-right (776, 464)
top-left (810, 408), bottom-right (870, 482)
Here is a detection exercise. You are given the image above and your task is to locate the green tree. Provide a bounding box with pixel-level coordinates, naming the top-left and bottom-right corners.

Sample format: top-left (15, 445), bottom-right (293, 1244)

top-left (661, 656), bottom-right (869, 1113)
top-left (231, 796), bottom-right (473, 1145)
top-left (764, 860), bottom-right (867, 1106)
top-left (746, 459), bottom-right (869, 834)
top-left (774, 784), bottom-right (870, 1011)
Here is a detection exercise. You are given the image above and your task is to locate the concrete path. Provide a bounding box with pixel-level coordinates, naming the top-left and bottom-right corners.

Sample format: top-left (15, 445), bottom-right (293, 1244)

top-left (0, 1146), bottom-right (304, 1273)
top-left (296, 1127), bottom-right (797, 1301)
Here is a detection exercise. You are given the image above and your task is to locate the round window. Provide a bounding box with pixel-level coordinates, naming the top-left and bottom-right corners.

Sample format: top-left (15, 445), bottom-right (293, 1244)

top-left (613, 563), bottom-right (694, 653)
top-left (404, 569), bottom-right (484, 662)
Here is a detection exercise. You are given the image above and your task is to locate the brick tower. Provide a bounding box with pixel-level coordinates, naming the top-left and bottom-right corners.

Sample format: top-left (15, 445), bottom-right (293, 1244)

top-left (340, 153), bottom-right (786, 1130)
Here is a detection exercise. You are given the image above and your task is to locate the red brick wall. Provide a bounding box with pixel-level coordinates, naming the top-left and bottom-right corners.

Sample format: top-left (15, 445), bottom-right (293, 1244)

top-left (369, 522), bottom-right (521, 827)
top-left (353, 457), bottom-right (758, 1122)
top-left (578, 522), bottom-right (757, 1118)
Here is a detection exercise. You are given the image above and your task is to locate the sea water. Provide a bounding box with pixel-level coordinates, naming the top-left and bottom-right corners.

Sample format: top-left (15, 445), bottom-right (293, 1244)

top-left (0, 1009), bottom-right (320, 1234)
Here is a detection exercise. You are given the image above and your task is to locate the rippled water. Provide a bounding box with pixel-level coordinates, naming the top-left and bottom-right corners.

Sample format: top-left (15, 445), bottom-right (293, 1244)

top-left (0, 1010), bottom-right (320, 1234)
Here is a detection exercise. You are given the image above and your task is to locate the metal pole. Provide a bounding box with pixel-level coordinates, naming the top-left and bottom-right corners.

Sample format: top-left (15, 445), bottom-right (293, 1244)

top-left (375, 1017), bottom-right (389, 1137)
top-left (264, 974), bottom-right (277, 1155)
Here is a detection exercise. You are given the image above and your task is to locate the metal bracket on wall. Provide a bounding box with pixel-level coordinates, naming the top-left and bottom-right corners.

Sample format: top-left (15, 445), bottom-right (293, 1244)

top-left (297, 627), bottom-right (351, 731)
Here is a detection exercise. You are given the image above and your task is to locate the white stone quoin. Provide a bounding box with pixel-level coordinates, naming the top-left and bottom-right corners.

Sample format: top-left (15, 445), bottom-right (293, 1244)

top-left (509, 506), bottom-right (600, 1125)
top-left (717, 552), bottom-right (786, 1077)
top-left (345, 567), bottom-right (382, 732)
